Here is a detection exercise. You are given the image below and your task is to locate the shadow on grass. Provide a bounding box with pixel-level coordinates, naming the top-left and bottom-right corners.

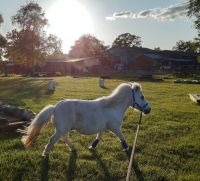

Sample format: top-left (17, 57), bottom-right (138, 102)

top-left (126, 147), bottom-right (145, 181)
top-left (40, 156), bottom-right (49, 181)
top-left (99, 86), bottom-right (109, 89)
top-left (13, 168), bottom-right (25, 181)
top-left (40, 151), bottom-right (78, 181)
top-left (89, 150), bottom-right (113, 180)
top-left (0, 132), bottom-right (21, 141)
top-left (0, 78), bottom-right (51, 106)
top-left (66, 151), bottom-right (77, 181)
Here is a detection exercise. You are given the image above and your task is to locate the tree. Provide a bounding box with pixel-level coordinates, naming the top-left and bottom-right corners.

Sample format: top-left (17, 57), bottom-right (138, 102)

top-left (173, 40), bottom-right (199, 53)
top-left (44, 34), bottom-right (63, 55)
top-left (187, 0), bottom-right (200, 30)
top-left (187, 0), bottom-right (200, 33)
top-left (0, 34), bottom-right (6, 52)
top-left (187, 0), bottom-right (200, 50)
top-left (154, 47), bottom-right (161, 51)
top-left (11, 2), bottom-right (48, 32)
top-left (6, 29), bottom-right (43, 66)
top-left (6, 2), bottom-right (48, 70)
top-left (69, 34), bottom-right (107, 58)
top-left (112, 33), bottom-right (142, 48)
top-left (0, 14), bottom-right (6, 50)
top-left (0, 14), bottom-right (3, 25)
top-left (173, 40), bottom-right (192, 52)
top-left (6, 2), bottom-right (63, 72)
top-left (0, 14), bottom-right (7, 59)
top-left (0, 14), bottom-right (8, 76)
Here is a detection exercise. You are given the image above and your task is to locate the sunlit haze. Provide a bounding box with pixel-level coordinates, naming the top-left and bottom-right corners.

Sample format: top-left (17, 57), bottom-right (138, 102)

top-left (46, 0), bottom-right (94, 53)
top-left (0, 0), bottom-right (197, 53)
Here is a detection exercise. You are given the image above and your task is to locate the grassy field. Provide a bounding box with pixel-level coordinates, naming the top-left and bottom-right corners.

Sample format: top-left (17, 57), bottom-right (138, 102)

top-left (0, 76), bottom-right (200, 181)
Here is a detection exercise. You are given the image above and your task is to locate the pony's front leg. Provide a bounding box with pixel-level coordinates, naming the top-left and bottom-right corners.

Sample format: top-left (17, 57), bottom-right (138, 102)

top-left (42, 131), bottom-right (61, 157)
top-left (111, 128), bottom-right (129, 152)
top-left (63, 133), bottom-right (76, 151)
top-left (89, 131), bottom-right (104, 149)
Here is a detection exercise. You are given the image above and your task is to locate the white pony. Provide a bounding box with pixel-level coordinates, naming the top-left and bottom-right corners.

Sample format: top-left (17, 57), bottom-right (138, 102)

top-left (21, 82), bottom-right (151, 156)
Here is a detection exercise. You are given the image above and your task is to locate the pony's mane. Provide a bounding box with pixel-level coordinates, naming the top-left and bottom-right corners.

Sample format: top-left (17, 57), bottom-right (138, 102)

top-left (109, 83), bottom-right (131, 98)
top-left (131, 82), bottom-right (142, 91)
top-left (109, 82), bottom-right (142, 97)
top-left (97, 82), bottom-right (141, 107)
top-left (97, 82), bottom-right (142, 107)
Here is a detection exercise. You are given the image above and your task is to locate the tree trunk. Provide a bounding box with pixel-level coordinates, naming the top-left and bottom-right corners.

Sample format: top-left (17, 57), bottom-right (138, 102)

top-left (4, 63), bottom-right (7, 76)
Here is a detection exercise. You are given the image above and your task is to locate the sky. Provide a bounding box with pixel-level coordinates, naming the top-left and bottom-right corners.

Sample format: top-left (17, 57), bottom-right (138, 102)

top-left (0, 0), bottom-right (197, 53)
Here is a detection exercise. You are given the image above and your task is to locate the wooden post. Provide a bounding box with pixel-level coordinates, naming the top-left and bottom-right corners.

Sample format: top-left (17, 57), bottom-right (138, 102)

top-left (126, 112), bottom-right (142, 181)
top-left (99, 78), bottom-right (105, 88)
top-left (48, 80), bottom-right (56, 92)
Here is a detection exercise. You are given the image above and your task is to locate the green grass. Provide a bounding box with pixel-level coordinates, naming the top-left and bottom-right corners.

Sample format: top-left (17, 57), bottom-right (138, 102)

top-left (0, 76), bottom-right (200, 181)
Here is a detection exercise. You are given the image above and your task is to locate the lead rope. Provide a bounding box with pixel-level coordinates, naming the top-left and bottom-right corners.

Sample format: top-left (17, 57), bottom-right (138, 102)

top-left (126, 111), bottom-right (143, 181)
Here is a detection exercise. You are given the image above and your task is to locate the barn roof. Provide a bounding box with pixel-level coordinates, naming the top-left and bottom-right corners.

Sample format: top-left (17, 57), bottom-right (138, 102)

top-left (66, 57), bottom-right (99, 62)
top-left (144, 53), bottom-right (194, 62)
top-left (108, 47), bottom-right (198, 63)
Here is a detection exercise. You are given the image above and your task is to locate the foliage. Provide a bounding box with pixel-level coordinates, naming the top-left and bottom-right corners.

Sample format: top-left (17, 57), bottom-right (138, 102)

top-left (6, 2), bottom-right (47, 68)
top-left (112, 33), bottom-right (142, 48)
top-left (11, 1), bottom-right (48, 33)
top-left (6, 29), bottom-right (45, 66)
top-left (173, 40), bottom-right (199, 53)
top-left (44, 34), bottom-right (63, 55)
top-left (187, 0), bottom-right (200, 50)
top-left (68, 34), bottom-right (111, 68)
top-left (69, 34), bottom-right (107, 58)
top-left (0, 14), bottom-right (3, 25)
top-left (0, 14), bottom-right (7, 76)
top-left (187, 0), bottom-right (200, 31)
top-left (197, 56), bottom-right (200, 63)
top-left (6, 2), bottom-right (62, 69)
top-left (0, 34), bottom-right (7, 49)
top-left (0, 14), bottom-right (7, 60)
top-left (46, 52), bottom-right (67, 61)
top-left (154, 47), bottom-right (161, 51)
top-left (187, 0), bottom-right (200, 18)
top-left (0, 76), bottom-right (200, 180)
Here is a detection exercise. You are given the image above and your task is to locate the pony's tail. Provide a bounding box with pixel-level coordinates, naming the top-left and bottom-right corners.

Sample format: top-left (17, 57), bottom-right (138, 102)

top-left (20, 105), bottom-right (55, 148)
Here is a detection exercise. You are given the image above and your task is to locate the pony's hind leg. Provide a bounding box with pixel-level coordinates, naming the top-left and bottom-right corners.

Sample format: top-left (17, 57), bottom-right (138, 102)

top-left (89, 131), bottom-right (104, 149)
top-left (63, 132), bottom-right (76, 151)
top-left (42, 131), bottom-right (61, 156)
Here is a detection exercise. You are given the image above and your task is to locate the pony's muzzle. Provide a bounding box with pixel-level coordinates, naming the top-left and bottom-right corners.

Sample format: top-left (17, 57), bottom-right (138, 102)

top-left (144, 107), bottom-right (151, 114)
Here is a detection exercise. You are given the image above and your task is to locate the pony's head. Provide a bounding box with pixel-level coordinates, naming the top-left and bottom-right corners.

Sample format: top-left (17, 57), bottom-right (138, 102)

top-left (130, 82), bottom-right (151, 114)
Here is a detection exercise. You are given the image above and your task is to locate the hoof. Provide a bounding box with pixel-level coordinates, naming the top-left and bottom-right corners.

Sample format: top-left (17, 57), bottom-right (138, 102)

top-left (42, 152), bottom-right (49, 157)
top-left (90, 139), bottom-right (99, 149)
top-left (69, 146), bottom-right (76, 152)
top-left (88, 145), bottom-right (95, 150)
top-left (122, 147), bottom-right (129, 152)
top-left (70, 149), bottom-right (76, 152)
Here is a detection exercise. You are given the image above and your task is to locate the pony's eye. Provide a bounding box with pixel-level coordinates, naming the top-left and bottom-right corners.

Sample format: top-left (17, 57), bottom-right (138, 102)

top-left (141, 96), bottom-right (144, 100)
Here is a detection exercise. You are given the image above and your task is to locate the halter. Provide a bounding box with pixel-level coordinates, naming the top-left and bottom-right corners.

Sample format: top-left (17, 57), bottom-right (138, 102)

top-left (132, 89), bottom-right (148, 111)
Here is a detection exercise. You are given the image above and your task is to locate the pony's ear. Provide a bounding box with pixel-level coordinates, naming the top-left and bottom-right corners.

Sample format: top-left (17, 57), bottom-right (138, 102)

top-left (134, 85), bottom-right (140, 91)
top-left (128, 82), bottom-right (133, 88)
top-left (129, 82), bottom-right (141, 90)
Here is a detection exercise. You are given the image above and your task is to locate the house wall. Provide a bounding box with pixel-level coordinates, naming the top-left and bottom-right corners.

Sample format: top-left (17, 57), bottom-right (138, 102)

top-left (66, 58), bottom-right (101, 75)
top-left (124, 55), bottom-right (160, 74)
top-left (39, 62), bottom-right (67, 75)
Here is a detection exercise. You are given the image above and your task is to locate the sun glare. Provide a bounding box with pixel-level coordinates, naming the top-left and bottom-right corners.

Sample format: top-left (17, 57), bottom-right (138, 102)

top-left (46, 0), bottom-right (94, 53)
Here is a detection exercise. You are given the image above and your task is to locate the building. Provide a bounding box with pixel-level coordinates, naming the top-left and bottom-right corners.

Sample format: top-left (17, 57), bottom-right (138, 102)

top-left (108, 47), bottom-right (199, 75)
top-left (38, 57), bottom-right (101, 76)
